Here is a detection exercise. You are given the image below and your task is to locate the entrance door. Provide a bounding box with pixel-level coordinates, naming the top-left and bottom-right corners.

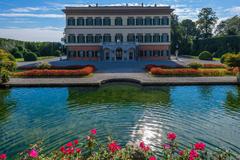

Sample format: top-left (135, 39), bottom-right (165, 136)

top-left (116, 48), bottom-right (123, 60)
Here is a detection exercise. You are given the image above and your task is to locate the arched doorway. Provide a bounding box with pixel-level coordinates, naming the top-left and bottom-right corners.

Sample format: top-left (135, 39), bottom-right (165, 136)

top-left (128, 48), bottom-right (135, 60)
top-left (116, 48), bottom-right (123, 60)
top-left (103, 48), bottom-right (110, 61)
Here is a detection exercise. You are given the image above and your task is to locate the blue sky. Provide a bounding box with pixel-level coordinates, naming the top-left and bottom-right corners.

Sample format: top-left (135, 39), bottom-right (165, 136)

top-left (0, 0), bottom-right (239, 42)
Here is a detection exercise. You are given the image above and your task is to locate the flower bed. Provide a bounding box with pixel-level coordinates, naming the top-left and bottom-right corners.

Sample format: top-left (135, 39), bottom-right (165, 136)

top-left (149, 67), bottom-right (229, 76)
top-left (145, 64), bottom-right (184, 71)
top-left (0, 129), bottom-right (236, 160)
top-left (202, 64), bottom-right (226, 68)
top-left (14, 66), bottom-right (95, 77)
top-left (18, 65), bottom-right (96, 70)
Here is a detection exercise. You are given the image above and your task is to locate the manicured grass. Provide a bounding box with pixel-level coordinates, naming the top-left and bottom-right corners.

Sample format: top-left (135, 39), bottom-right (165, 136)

top-left (213, 57), bottom-right (221, 61)
top-left (16, 56), bottom-right (56, 62)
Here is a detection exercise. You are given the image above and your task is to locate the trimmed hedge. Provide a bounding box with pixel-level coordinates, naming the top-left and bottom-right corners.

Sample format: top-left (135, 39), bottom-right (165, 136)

top-left (199, 51), bottom-right (213, 60)
top-left (23, 52), bottom-right (37, 61)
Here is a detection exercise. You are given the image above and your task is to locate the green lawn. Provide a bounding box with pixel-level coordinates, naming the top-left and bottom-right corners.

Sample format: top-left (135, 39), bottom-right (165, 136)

top-left (16, 56), bottom-right (56, 62)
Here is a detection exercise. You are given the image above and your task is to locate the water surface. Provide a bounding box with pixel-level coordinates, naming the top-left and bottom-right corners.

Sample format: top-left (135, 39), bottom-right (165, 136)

top-left (0, 84), bottom-right (240, 156)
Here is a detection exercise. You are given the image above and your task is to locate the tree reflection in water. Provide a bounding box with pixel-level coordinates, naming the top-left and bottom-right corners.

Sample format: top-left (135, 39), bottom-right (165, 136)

top-left (225, 86), bottom-right (240, 112)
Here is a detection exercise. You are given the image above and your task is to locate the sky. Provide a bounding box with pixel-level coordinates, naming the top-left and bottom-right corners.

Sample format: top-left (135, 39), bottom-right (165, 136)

top-left (0, 0), bottom-right (239, 42)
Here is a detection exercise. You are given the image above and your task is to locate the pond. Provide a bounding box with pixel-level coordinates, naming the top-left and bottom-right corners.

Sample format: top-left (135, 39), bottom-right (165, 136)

top-left (0, 84), bottom-right (240, 157)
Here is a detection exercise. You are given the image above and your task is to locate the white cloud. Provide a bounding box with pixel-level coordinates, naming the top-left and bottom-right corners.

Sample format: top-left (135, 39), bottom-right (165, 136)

top-left (225, 6), bottom-right (240, 15)
top-left (10, 7), bottom-right (50, 12)
top-left (0, 27), bottom-right (63, 42)
top-left (0, 13), bottom-right (64, 18)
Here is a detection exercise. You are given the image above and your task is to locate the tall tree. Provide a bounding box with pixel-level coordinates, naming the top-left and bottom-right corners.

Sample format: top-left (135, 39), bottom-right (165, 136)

top-left (180, 19), bottom-right (198, 39)
top-left (215, 16), bottom-right (240, 36)
top-left (196, 8), bottom-right (218, 39)
top-left (170, 14), bottom-right (183, 54)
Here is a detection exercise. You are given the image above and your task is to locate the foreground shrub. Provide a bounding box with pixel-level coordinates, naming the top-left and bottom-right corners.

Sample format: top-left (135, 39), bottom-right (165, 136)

top-left (14, 66), bottom-right (95, 77)
top-left (150, 67), bottom-right (228, 76)
top-left (18, 65), bottom-right (96, 71)
top-left (0, 129), bottom-right (237, 160)
top-left (220, 53), bottom-right (234, 64)
top-left (23, 52), bottom-right (38, 61)
top-left (199, 51), bottom-right (213, 60)
top-left (188, 62), bottom-right (203, 69)
top-left (145, 64), bottom-right (183, 71)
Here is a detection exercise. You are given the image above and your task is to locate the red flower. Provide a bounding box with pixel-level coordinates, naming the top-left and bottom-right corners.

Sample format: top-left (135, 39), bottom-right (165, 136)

top-left (189, 149), bottom-right (199, 159)
top-left (74, 139), bottom-right (79, 145)
top-left (167, 132), bottom-right (176, 141)
top-left (66, 147), bottom-right (74, 154)
top-left (194, 142), bottom-right (206, 150)
top-left (139, 141), bottom-right (151, 152)
top-left (178, 150), bottom-right (184, 156)
top-left (108, 141), bottom-right (121, 153)
top-left (66, 142), bottom-right (73, 147)
top-left (76, 148), bottom-right (81, 153)
top-left (90, 129), bottom-right (97, 135)
top-left (149, 156), bottom-right (157, 160)
top-left (0, 154), bottom-right (7, 160)
top-left (28, 149), bottom-right (38, 158)
top-left (60, 146), bottom-right (65, 154)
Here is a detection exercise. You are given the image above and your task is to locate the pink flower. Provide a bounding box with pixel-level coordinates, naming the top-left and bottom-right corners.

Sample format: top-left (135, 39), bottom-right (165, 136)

top-left (167, 132), bottom-right (176, 141)
top-left (189, 149), bottom-right (199, 159)
top-left (60, 146), bottom-right (65, 154)
top-left (139, 141), bottom-right (151, 152)
top-left (74, 139), bottom-right (79, 145)
top-left (66, 142), bottom-right (73, 147)
top-left (0, 154), bottom-right (7, 160)
top-left (28, 149), bottom-right (38, 158)
top-left (90, 128), bottom-right (97, 135)
top-left (76, 148), bottom-right (81, 153)
top-left (149, 156), bottom-right (157, 160)
top-left (108, 141), bottom-right (121, 153)
top-left (163, 144), bottom-right (171, 149)
top-left (194, 142), bottom-right (206, 150)
top-left (178, 150), bottom-right (184, 156)
top-left (86, 136), bottom-right (91, 140)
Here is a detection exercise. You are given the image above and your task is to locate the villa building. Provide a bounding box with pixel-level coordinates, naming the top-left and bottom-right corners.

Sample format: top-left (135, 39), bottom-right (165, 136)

top-left (63, 5), bottom-right (174, 61)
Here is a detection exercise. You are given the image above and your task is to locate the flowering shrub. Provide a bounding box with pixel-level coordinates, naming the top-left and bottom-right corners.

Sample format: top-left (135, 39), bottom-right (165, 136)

top-left (0, 129), bottom-right (237, 160)
top-left (145, 64), bottom-right (183, 71)
top-left (149, 67), bottom-right (228, 76)
top-left (14, 66), bottom-right (95, 77)
top-left (203, 64), bottom-right (226, 68)
top-left (18, 65), bottom-right (96, 71)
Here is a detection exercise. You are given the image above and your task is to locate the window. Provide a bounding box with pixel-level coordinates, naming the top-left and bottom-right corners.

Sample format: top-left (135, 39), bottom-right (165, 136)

top-left (136, 34), bottom-right (143, 43)
top-left (86, 34), bottom-right (94, 43)
top-left (153, 17), bottom-right (161, 25)
top-left (77, 34), bottom-right (85, 43)
top-left (127, 17), bottom-right (135, 25)
top-left (77, 17), bottom-right (84, 26)
top-left (115, 17), bottom-right (122, 26)
top-left (127, 34), bottom-right (135, 42)
top-left (144, 50), bottom-right (148, 56)
top-left (103, 34), bottom-right (111, 42)
top-left (67, 17), bottom-right (75, 26)
top-left (139, 50), bottom-right (143, 56)
top-left (145, 34), bottom-right (152, 43)
top-left (136, 17), bottom-right (143, 25)
top-left (145, 17), bottom-right (152, 25)
top-left (162, 33), bottom-right (169, 42)
top-left (68, 34), bottom-right (76, 43)
top-left (153, 34), bottom-right (161, 42)
top-left (95, 17), bottom-right (102, 26)
top-left (162, 16), bottom-right (169, 25)
top-left (103, 17), bottom-right (111, 26)
top-left (115, 34), bottom-right (123, 42)
top-left (95, 34), bottom-right (102, 43)
top-left (86, 17), bottom-right (93, 26)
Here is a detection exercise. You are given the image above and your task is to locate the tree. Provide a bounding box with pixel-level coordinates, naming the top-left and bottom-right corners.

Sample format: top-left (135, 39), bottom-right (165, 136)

top-left (215, 16), bottom-right (240, 36)
top-left (170, 14), bottom-right (183, 54)
top-left (197, 8), bottom-right (218, 39)
top-left (0, 49), bottom-right (16, 82)
top-left (180, 19), bottom-right (198, 39)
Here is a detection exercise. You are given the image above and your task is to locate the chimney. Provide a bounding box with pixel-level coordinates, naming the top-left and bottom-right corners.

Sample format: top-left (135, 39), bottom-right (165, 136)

top-left (96, 3), bottom-right (98, 7)
top-left (141, 3), bottom-right (144, 7)
top-left (126, 3), bottom-right (128, 7)
top-left (155, 4), bottom-right (157, 7)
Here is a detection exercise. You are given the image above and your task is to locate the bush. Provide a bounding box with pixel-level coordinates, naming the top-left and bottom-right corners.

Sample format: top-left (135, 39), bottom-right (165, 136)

top-left (54, 50), bottom-right (62, 57)
top-left (14, 66), bottom-right (95, 77)
top-left (199, 51), bottom-right (213, 60)
top-left (220, 53), bottom-right (234, 63)
top-left (203, 63), bottom-right (226, 68)
top-left (23, 52), bottom-right (38, 61)
top-left (0, 69), bottom-right (10, 83)
top-left (188, 62), bottom-right (203, 69)
top-left (37, 62), bottom-right (51, 69)
top-left (149, 67), bottom-right (228, 76)
top-left (0, 129), bottom-right (236, 160)
top-left (12, 51), bottom-right (23, 58)
top-left (222, 53), bottom-right (240, 68)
